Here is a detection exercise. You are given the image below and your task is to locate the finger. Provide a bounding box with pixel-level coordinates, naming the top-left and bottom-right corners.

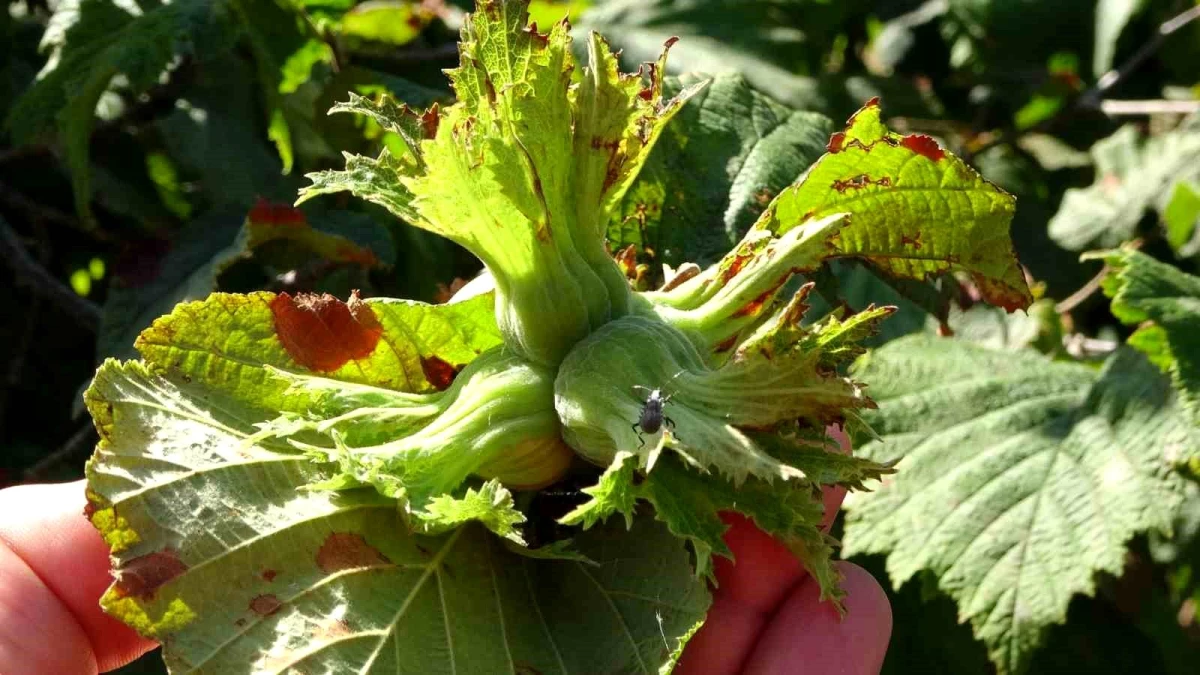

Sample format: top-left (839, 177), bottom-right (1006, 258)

top-left (0, 481), bottom-right (158, 673)
top-left (741, 562), bottom-right (892, 675)
top-left (712, 424), bottom-right (854, 614)
top-left (676, 425), bottom-right (856, 675)
top-left (675, 512), bottom-right (804, 675)
top-left (820, 424), bottom-right (852, 531)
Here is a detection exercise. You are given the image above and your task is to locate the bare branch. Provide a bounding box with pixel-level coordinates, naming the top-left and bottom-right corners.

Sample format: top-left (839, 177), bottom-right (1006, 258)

top-left (1082, 4), bottom-right (1200, 108)
top-left (0, 215), bottom-right (101, 332)
top-left (1099, 99), bottom-right (1200, 116)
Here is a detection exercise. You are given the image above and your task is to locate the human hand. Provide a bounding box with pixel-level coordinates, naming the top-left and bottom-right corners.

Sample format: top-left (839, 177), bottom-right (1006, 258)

top-left (0, 431), bottom-right (888, 674)
top-left (0, 480), bottom-right (158, 673)
top-left (676, 428), bottom-right (893, 674)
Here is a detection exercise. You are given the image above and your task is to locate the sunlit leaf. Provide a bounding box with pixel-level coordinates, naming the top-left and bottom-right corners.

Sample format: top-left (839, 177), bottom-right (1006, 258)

top-left (844, 336), bottom-right (1199, 674)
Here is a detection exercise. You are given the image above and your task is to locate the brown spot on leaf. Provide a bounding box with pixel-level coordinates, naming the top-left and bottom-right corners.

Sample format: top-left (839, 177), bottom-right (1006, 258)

top-left (249, 199), bottom-right (306, 228)
top-left (261, 569), bottom-right (278, 582)
top-left (316, 533), bottom-right (391, 574)
top-left (901, 232), bottom-right (922, 250)
top-left (250, 594), bottom-right (282, 616)
top-left (718, 247), bottom-right (757, 283)
top-left (970, 273), bottom-right (1033, 312)
top-left (235, 618), bottom-right (246, 627)
top-left (660, 263), bottom-right (700, 292)
top-left (114, 549), bottom-right (188, 600)
top-left (733, 271), bottom-right (795, 318)
top-left (714, 333), bottom-right (739, 353)
top-left (843, 97), bottom-right (881, 129)
top-left (420, 104), bottom-right (440, 138)
top-left (270, 290), bottom-right (383, 372)
top-left (420, 355), bottom-right (461, 391)
top-left (901, 134), bottom-right (945, 162)
top-left (484, 77), bottom-right (498, 105)
top-left (523, 23), bottom-right (549, 47)
top-left (406, 13), bottom-right (423, 30)
top-left (826, 132), bottom-right (846, 153)
top-left (614, 244), bottom-right (639, 280)
top-left (831, 174), bottom-right (892, 192)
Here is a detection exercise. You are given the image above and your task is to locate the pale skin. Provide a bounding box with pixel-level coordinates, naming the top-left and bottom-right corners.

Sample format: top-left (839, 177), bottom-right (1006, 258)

top-left (0, 430), bottom-right (890, 674)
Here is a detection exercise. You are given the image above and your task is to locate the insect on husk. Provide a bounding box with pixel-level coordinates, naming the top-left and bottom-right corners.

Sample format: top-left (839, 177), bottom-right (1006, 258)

top-left (631, 371), bottom-right (684, 448)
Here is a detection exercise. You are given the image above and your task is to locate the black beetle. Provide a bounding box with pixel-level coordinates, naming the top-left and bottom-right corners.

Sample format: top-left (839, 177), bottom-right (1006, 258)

top-left (631, 386), bottom-right (677, 448)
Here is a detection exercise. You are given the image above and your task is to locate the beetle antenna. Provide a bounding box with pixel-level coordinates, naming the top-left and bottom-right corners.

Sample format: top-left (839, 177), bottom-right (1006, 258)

top-left (663, 369), bottom-right (686, 400)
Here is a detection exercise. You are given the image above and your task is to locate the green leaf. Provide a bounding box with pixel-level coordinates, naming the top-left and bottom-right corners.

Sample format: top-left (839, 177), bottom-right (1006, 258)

top-left (231, 0), bottom-right (339, 173)
top-left (1085, 247), bottom-right (1200, 425)
top-left (758, 98), bottom-right (1032, 312)
top-left (575, 0), bottom-right (846, 111)
top-left (1048, 117), bottom-right (1200, 251)
top-left (1015, 133), bottom-right (1093, 171)
top-left (340, 0), bottom-right (432, 45)
top-left (134, 289), bottom-right (502, 403)
top-left (413, 480), bottom-right (528, 542)
top-left (607, 73), bottom-right (833, 268)
top-left (84, 358), bottom-right (709, 672)
top-left (1163, 181), bottom-right (1200, 253)
top-left (563, 452), bottom-right (877, 608)
top-left (154, 53), bottom-right (296, 209)
top-left (843, 335), bottom-right (1199, 674)
top-left (5, 0), bottom-right (240, 224)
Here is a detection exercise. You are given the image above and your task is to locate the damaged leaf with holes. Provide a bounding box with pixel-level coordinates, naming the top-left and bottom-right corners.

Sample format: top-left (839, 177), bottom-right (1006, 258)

top-left (82, 0), bottom-right (1032, 672)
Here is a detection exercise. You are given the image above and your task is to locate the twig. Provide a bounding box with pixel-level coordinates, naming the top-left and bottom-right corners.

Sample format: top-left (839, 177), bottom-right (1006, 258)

top-left (1083, 4), bottom-right (1200, 107)
top-left (971, 4), bottom-right (1200, 158)
top-left (1056, 265), bottom-right (1110, 314)
top-left (22, 421), bottom-right (98, 480)
top-left (1063, 334), bottom-right (1120, 360)
top-left (0, 216), bottom-right (101, 331)
top-left (1056, 240), bottom-right (1143, 314)
top-left (350, 42), bottom-right (459, 67)
top-left (1099, 99), bottom-right (1200, 116)
top-left (0, 181), bottom-right (84, 233)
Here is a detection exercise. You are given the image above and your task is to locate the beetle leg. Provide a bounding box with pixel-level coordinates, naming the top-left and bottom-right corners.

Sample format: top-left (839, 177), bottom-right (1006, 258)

top-left (664, 417), bottom-right (676, 429)
top-left (631, 422), bottom-right (645, 449)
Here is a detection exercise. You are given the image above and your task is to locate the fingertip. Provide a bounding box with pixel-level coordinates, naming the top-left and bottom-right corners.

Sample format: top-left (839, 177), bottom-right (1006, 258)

top-left (0, 481), bottom-right (158, 672)
top-left (713, 512), bottom-right (804, 613)
top-left (742, 562), bottom-right (892, 675)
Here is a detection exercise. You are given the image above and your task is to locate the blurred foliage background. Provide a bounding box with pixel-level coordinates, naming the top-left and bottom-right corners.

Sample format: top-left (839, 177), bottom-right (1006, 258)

top-left (2, 0), bottom-right (1200, 673)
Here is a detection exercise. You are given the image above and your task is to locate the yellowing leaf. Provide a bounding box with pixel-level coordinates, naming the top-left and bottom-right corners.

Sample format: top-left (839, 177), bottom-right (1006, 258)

top-left (759, 98), bottom-right (1032, 312)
